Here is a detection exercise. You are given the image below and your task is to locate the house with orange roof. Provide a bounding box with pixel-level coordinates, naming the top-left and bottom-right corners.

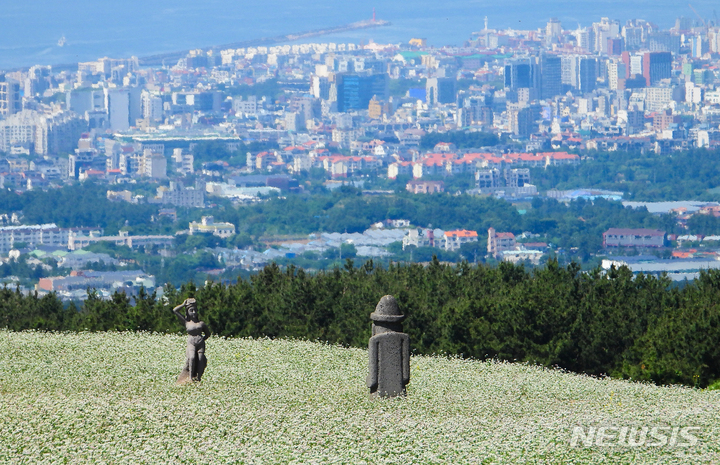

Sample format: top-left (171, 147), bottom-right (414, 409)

top-left (698, 205), bottom-right (720, 216)
top-left (310, 148), bottom-right (330, 158)
top-left (477, 156), bottom-right (512, 170)
top-left (463, 153), bottom-right (493, 163)
top-left (363, 157), bottom-right (382, 170)
top-left (672, 250), bottom-right (696, 259)
top-left (517, 153), bottom-right (546, 167)
top-left (255, 151), bottom-right (278, 171)
top-left (268, 161), bottom-right (287, 173)
top-left (442, 229), bottom-right (478, 251)
top-left (412, 159), bottom-right (445, 178)
top-left (545, 151), bottom-right (580, 166)
top-left (329, 159), bottom-right (347, 178)
top-left (282, 145), bottom-right (307, 153)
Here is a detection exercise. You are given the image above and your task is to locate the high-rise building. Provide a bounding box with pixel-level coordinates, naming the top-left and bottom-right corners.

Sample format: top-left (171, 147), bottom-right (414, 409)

top-left (645, 87), bottom-right (673, 112)
top-left (642, 52), bottom-right (672, 86)
top-left (574, 28), bottom-right (593, 51)
top-left (648, 32), bottom-right (681, 54)
top-left (24, 66), bottom-right (52, 98)
top-left (607, 38), bottom-right (623, 56)
top-left (141, 91), bottom-right (163, 122)
top-left (284, 111), bottom-right (305, 132)
top-left (0, 110), bottom-right (86, 155)
top-left (335, 73), bottom-right (389, 112)
top-left (545, 18), bottom-right (563, 45)
top-left (561, 56), bottom-right (578, 87)
top-left (507, 103), bottom-right (536, 138)
top-left (426, 77), bottom-right (456, 106)
top-left (128, 87), bottom-right (143, 124)
top-left (561, 56), bottom-right (597, 92)
top-left (622, 24), bottom-right (645, 50)
top-left (504, 60), bottom-right (540, 90)
top-left (104, 87), bottom-right (131, 131)
top-left (66, 89), bottom-right (104, 116)
top-left (540, 55), bottom-right (562, 99)
top-left (456, 92), bottom-right (493, 127)
top-left (620, 52), bottom-right (633, 79)
top-left (592, 17), bottom-right (620, 53)
top-left (578, 58), bottom-right (598, 93)
top-left (692, 35), bottom-right (708, 58)
top-left (310, 75), bottom-right (331, 99)
top-left (607, 60), bottom-right (626, 90)
top-left (674, 16), bottom-right (694, 31)
top-left (0, 76), bottom-right (21, 117)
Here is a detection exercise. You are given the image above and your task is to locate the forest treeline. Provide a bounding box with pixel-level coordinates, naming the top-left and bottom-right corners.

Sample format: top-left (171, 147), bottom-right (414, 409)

top-left (2, 259), bottom-right (719, 388)
top-left (0, 183), bottom-right (678, 263)
top-left (532, 148), bottom-right (720, 201)
top-left (419, 131), bottom-right (500, 150)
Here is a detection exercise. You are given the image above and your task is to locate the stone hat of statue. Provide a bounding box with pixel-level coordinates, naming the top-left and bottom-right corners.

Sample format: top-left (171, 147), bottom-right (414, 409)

top-left (370, 295), bottom-right (405, 322)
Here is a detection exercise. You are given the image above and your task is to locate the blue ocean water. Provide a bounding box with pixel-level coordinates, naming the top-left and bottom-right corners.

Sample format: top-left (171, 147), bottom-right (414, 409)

top-left (0, 0), bottom-right (717, 70)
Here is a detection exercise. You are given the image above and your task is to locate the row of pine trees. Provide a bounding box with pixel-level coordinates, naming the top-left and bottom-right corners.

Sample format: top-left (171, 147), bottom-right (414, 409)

top-left (2, 259), bottom-right (719, 388)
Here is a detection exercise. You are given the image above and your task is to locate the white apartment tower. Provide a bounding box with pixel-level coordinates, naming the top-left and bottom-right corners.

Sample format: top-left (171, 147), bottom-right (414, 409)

top-left (141, 91), bottom-right (163, 121)
top-left (105, 87), bottom-right (130, 131)
top-left (0, 77), bottom-right (21, 117)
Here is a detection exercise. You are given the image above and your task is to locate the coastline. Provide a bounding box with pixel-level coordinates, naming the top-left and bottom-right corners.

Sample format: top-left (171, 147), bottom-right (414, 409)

top-left (4, 19), bottom-right (391, 74)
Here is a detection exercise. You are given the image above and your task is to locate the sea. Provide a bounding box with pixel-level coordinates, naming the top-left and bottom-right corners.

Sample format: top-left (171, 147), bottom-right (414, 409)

top-left (1, 0), bottom-right (718, 70)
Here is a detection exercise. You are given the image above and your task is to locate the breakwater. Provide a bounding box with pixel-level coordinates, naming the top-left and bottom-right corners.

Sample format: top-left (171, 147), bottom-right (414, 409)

top-left (138, 19), bottom-right (391, 67)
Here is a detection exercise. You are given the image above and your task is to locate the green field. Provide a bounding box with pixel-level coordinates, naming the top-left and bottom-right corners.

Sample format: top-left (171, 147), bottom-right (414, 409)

top-left (0, 331), bottom-right (718, 463)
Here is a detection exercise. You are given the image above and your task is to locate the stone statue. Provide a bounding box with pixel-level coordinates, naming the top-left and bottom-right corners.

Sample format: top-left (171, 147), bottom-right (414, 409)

top-left (172, 298), bottom-right (211, 384)
top-left (367, 295), bottom-right (410, 397)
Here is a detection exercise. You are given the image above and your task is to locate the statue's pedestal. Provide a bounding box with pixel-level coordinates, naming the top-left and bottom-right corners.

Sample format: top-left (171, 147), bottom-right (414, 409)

top-left (176, 367), bottom-right (192, 385)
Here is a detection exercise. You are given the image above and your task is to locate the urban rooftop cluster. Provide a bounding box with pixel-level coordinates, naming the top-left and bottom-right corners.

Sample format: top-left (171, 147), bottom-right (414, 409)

top-left (0, 13), bottom-right (719, 293)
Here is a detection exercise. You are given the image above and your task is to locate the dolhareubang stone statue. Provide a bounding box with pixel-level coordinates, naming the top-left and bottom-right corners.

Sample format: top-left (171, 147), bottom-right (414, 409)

top-left (172, 298), bottom-right (211, 384)
top-left (367, 295), bottom-right (410, 397)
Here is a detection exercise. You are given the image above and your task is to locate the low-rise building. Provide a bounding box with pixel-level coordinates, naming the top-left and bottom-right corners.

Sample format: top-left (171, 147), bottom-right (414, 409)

top-left (402, 228), bottom-right (436, 249)
top-left (443, 229), bottom-right (478, 251)
top-left (38, 270), bottom-right (155, 294)
top-left (501, 249), bottom-right (543, 265)
top-left (602, 228), bottom-right (665, 248)
top-left (406, 180), bottom-right (444, 194)
top-left (189, 216), bottom-right (236, 238)
top-left (151, 183), bottom-right (204, 208)
top-left (0, 224), bottom-right (102, 254)
top-left (387, 161), bottom-right (413, 179)
top-left (68, 230), bottom-right (174, 250)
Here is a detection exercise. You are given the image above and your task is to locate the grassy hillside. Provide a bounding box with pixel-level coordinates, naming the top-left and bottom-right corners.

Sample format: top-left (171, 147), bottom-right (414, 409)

top-left (0, 331), bottom-right (718, 463)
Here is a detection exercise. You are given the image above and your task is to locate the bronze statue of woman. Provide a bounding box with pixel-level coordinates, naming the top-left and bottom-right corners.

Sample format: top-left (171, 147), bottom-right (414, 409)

top-left (172, 298), bottom-right (211, 384)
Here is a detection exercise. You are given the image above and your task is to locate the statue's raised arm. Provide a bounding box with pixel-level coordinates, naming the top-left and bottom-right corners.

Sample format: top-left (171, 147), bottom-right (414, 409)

top-left (172, 300), bottom-right (189, 324)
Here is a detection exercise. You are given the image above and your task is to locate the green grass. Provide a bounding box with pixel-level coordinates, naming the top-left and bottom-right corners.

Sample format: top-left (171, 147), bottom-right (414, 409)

top-left (0, 331), bottom-right (718, 463)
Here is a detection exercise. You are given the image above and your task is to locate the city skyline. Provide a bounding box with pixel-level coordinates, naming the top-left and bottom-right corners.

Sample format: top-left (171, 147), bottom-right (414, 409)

top-left (2, 0), bottom-right (720, 69)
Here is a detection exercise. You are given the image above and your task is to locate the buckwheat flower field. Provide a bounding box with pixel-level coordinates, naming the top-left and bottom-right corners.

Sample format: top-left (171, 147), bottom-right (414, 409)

top-left (0, 330), bottom-right (718, 463)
